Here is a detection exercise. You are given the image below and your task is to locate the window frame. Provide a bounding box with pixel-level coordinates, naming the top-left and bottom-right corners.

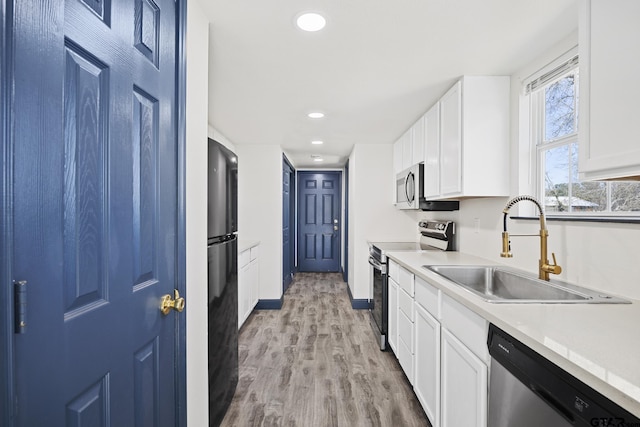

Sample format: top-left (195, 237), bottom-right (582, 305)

top-left (520, 49), bottom-right (640, 221)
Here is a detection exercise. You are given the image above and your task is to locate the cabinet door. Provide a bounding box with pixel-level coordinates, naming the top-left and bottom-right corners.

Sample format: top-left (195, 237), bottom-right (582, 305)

top-left (249, 259), bottom-right (259, 309)
top-left (394, 139), bottom-right (404, 175)
top-left (238, 262), bottom-right (250, 328)
top-left (424, 102), bottom-right (440, 198)
top-left (579, 0), bottom-right (640, 180)
top-left (441, 328), bottom-right (487, 427)
top-left (439, 82), bottom-right (462, 196)
top-left (388, 278), bottom-right (399, 353)
top-left (412, 115), bottom-right (425, 165)
top-left (414, 303), bottom-right (441, 427)
top-left (402, 129), bottom-right (414, 170)
top-left (397, 321), bottom-right (415, 385)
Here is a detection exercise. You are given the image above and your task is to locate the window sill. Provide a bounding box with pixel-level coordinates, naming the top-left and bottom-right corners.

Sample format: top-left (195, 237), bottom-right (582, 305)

top-left (511, 215), bottom-right (640, 225)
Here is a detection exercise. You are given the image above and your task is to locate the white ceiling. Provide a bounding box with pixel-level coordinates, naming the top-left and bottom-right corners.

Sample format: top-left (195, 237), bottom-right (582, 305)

top-left (202, 0), bottom-right (580, 168)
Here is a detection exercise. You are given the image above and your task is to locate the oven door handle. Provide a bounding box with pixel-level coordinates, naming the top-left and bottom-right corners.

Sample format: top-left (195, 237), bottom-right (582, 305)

top-left (368, 257), bottom-right (387, 274)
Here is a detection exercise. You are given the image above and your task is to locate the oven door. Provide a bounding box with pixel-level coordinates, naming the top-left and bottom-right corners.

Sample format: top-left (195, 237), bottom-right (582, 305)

top-left (369, 256), bottom-right (388, 350)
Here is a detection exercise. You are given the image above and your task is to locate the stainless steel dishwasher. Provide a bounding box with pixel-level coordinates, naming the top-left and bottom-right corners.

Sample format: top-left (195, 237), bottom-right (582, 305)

top-left (488, 324), bottom-right (639, 427)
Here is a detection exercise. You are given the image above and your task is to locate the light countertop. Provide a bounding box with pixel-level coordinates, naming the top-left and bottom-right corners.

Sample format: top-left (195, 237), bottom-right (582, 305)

top-left (386, 250), bottom-right (640, 417)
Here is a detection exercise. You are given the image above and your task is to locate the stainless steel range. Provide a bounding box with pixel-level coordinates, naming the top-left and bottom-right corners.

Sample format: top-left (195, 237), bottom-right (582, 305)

top-left (368, 220), bottom-right (455, 350)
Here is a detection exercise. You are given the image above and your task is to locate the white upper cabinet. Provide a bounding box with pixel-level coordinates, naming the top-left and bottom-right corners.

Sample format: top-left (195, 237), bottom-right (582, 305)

top-left (394, 116), bottom-right (427, 174)
top-left (412, 115), bottom-right (426, 164)
top-left (424, 102), bottom-right (441, 199)
top-left (402, 129), bottom-right (413, 170)
top-left (579, 0), bottom-right (640, 181)
top-left (425, 76), bottom-right (510, 200)
top-left (394, 138), bottom-right (404, 175)
top-left (439, 82), bottom-right (463, 197)
top-left (394, 128), bottom-right (415, 174)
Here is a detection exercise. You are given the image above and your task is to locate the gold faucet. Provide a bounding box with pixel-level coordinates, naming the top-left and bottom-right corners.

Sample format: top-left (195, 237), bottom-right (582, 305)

top-left (500, 195), bottom-right (562, 281)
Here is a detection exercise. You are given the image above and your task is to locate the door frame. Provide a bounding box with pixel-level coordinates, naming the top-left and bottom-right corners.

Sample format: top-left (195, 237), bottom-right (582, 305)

top-left (175, 0), bottom-right (188, 425)
top-left (282, 155), bottom-right (296, 292)
top-left (343, 160), bottom-right (349, 283)
top-left (0, 0), bottom-right (188, 424)
top-left (1, 0), bottom-right (14, 423)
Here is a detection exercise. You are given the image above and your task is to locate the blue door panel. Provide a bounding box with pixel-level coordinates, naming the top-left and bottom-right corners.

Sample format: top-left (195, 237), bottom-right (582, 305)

top-left (297, 172), bottom-right (341, 272)
top-left (66, 375), bottom-right (109, 427)
top-left (9, 0), bottom-right (179, 424)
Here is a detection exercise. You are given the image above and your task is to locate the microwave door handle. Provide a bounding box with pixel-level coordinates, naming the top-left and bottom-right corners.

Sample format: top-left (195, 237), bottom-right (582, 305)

top-left (406, 172), bottom-right (415, 203)
top-left (405, 173), bottom-right (411, 204)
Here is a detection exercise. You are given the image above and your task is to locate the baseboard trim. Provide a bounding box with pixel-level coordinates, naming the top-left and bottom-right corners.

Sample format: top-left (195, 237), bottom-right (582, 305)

top-left (347, 284), bottom-right (371, 310)
top-left (255, 297), bottom-right (284, 310)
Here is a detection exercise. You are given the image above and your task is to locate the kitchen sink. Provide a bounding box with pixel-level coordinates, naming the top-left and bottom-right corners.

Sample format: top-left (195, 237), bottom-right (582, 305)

top-left (423, 265), bottom-right (630, 304)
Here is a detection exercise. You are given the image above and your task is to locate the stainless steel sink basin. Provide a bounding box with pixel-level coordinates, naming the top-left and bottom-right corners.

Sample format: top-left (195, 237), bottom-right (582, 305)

top-left (423, 265), bottom-right (629, 304)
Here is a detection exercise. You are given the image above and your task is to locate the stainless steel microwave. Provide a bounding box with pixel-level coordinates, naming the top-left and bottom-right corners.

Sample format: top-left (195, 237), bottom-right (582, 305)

top-left (395, 163), bottom-right (424, 209)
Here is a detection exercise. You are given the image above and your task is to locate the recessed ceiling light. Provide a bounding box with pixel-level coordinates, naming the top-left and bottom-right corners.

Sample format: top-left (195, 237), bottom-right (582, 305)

top-left (311, 140), bottom-right (324, 145)
top-left (308, 112), bottom-right (325, 119)
top-left (296, 12), bottom-right (326, 32)
top-left (313, 158), bottom-right (324, 162)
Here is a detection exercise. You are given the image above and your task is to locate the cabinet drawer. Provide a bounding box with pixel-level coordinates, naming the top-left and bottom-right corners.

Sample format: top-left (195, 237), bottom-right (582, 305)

top-left (398, 309), bottom-right (414, 353)
top-left (239, 249), bottom-right (250, 268)
top-left (398, 266), bottom-right (414, 297)
top-left (415, 275), bottom-right (440, 318)
top-left (398, 335), bottom-right (415, 385)
top-left (441, 294), bottom-right (488, 363)
top-left (398, 287), bottom-right (414, 321)
top-left (388, 259), bottom-right (399, 283)
top-left (249, 245), bottom-right (259, 261)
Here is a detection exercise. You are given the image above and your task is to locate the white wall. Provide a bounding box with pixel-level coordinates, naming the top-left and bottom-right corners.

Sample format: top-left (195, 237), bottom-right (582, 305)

top-left (236, 144), bottom-right (283, 301)
top-left (185, 0), bottom-right (209, 425)
top-left (348, 144), bottom-right (421, 300)
top-left (207, 125), bottom-right (237, 153)
top-left (453, 31), bottom-right (640, 301)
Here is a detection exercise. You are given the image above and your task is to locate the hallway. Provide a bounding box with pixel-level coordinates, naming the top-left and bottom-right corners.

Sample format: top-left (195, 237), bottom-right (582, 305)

top-left (221, 273), bottom-right (430, 427)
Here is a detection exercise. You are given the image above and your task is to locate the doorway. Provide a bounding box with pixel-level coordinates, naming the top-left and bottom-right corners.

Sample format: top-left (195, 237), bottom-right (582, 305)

top-left (282, 155), bottom-right (296, 292)
top-left (297, 171), bottom-right (342, 272)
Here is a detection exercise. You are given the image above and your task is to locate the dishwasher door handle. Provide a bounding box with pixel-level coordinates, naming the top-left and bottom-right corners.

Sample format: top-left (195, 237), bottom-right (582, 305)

top-left (530, 385), bottom-right (574, 424)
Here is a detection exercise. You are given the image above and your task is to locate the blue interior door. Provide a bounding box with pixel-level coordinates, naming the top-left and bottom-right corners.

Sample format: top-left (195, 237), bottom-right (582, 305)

top-left (282, 158), bottom-right (294, 290)
top-left (9, 0), bottom-right (181, 425)
top-left (297, 171), bottom-right (341, 272)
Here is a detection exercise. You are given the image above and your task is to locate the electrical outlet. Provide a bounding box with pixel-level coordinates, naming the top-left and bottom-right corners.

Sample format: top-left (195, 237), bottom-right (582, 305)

top-left (474, 218), bottom-right (480, 233)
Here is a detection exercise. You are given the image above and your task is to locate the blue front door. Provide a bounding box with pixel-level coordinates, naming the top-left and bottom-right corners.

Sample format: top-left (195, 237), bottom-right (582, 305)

top-left (297, 171), bottom-right (341, 272)
top-left (6, 0), bottom-right (181, 425)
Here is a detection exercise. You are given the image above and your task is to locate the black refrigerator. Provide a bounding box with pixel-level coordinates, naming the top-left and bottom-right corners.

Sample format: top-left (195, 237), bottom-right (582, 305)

top-left (207, 139), bottom-right (238, 426)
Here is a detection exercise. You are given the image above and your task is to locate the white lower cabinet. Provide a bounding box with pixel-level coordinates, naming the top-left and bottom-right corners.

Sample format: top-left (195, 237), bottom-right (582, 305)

top-left (388, 277), bottom-right (399, 353)
top-left (387, 264), bottom-right (488, 427)
top-left (440, 294), bottom-right (488, 427)
top-left (441, 328), bottom-right (487, 427)
top-left (238, 244), bottom-right (259, 329)
top-left (398, 286), bottom-right (415, 384)
top-left (414, 302), bottom-right (441, 427)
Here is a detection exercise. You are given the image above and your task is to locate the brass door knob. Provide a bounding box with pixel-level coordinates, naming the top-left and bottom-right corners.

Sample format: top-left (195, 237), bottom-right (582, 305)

top-left (160, 289), bottom-right (185, 315)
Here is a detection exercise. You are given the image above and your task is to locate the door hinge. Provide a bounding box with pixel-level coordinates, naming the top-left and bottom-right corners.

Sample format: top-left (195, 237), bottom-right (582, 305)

top-left (13, 280), bottom-right (27, 334)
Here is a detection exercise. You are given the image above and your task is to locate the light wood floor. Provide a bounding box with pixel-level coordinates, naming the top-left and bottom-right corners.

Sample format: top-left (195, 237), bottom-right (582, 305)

top-left (220, 272), bottom-right (431, 427)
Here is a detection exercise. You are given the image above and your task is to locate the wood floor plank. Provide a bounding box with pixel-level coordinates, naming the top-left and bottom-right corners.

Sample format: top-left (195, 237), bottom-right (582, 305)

top-left (220, 272), bottom-right (431, 427)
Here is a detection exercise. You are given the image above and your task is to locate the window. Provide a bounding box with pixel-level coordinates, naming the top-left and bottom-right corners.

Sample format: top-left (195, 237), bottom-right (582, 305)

top-left (528, 55), bottom-right (640, 216)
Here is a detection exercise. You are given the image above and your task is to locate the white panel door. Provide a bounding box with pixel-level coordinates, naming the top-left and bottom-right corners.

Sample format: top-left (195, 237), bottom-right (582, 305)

top-left (414, 303), bottom-right (441, 427)
top-left (579, 0), bottom-right (640, 180)
top-left (388, 278), bottom-right (399, 353)
top-left (441, 328), bottom-right (487, 427)
top-left (439, 82), bottom-right (462, 196)
top-left (424, 102), bottom-right (441, 198)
